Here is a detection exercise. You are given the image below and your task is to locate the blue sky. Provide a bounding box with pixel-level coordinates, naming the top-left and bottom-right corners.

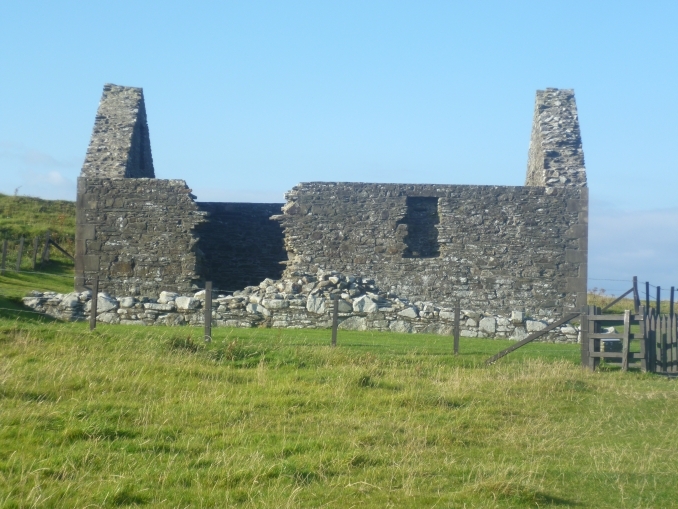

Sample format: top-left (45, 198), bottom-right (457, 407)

top-left (1, 1), bottom-right (676, 293)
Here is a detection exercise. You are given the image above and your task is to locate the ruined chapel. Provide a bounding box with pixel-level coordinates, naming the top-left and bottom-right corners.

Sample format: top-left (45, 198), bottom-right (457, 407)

top-left (74, 84), bottom-right (588, 335)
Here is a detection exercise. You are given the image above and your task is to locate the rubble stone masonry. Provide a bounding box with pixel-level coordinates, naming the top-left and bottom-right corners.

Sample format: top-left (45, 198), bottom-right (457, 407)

top-left (275, 182), bottom-right (588, 319)
top-left (70, 84), bottom-right (588, 339)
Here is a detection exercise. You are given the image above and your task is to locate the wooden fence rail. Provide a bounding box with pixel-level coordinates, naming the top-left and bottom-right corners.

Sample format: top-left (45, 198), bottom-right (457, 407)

top-left (486, 312), bottom-right (580, 365)
top-left (0, 234), bottom-right (74, 274)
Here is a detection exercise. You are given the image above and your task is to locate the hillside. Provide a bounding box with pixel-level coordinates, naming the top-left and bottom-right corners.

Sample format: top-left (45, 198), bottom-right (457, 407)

top-left (0, 193), bottom-right (75, 310)
top-left (0, 193), bottom-right (75, 244)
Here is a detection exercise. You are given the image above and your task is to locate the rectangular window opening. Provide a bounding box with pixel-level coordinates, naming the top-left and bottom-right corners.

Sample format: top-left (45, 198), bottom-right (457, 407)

top-left (398, 197), bottom-right (440, 258)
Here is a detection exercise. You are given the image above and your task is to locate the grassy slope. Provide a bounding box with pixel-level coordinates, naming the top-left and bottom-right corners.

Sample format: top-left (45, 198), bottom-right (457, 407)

top-left (0, 193), bottom-right (75, 243)
top-left (0, 193), bottom-right (75, 313)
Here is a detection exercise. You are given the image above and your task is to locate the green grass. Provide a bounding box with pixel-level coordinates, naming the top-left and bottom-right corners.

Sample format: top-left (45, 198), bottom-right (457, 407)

top-left (0, 193), bottom-right (76, 274)
top-left (2, 320), bottom-right (678, 508)
top-left (0, 193), bottom-right (75, 241)
top-left (0, 262), bottom-right (74, 319)
top-left (0, 193), bottom-right (75, 314)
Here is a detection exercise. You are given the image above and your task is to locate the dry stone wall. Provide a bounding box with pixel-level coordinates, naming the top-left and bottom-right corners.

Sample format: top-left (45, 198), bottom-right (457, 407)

top-left (25, 269), bottom-right (580, 342)
top-left (275, 182), bottom-right (588, 321)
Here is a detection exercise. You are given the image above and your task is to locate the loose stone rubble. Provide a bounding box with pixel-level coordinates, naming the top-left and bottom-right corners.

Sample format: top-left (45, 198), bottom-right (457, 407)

top-left (23, 270), bottom-right (580, 343)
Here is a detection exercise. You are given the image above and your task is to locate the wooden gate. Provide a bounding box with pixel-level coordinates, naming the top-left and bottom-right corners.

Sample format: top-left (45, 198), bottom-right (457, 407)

top-left (582, 305), bottom-right (678, 374)
top-left (646, 310), bottom-right (678, 373)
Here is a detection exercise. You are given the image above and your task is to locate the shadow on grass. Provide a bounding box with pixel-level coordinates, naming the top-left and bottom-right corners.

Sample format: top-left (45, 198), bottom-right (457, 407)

top-left (0, 295), bottom-right (61, 324)
top-left (472, 481), bottom-right (582, 506)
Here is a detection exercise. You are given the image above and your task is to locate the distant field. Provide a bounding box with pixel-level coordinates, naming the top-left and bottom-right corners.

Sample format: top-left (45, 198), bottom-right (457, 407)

top-left (0, 193), bottom-right (75, 283)
top-left (0, 193), bottom-right (75, 241)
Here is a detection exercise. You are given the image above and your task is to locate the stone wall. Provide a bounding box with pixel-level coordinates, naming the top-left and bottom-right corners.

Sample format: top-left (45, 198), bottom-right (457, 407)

top-left (81, 84), bottom-right (155, 179)
top-left (74, 177), bottom-right (206, 296)
top-left (275, 182), bottom-right (588, 321)
top-left (70, 84), bottom-right (589, 337)
top-left (526, 88), bottom-right (586, 188)
top-left (25, 269), bottom-right (581, 342)
top-left (194, 202), bottom-right (287, 292)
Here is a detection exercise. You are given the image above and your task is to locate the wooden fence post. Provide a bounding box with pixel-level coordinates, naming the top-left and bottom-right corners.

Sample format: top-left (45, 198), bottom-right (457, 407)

top-left (653, 311), bottom-right (661, 373)
top-left (89, 276), bottom-right (99, 331)
top-left (632, 276), bottom-right (640, 313)
top-left (670, 286), bottom-right (675, 319)
top-left (331, 297), bottom-right (338, 347)
top-left (32, 237), bottom-right (39, 269)
top-left (621, 309), bottom-right (630, 371)
top-left (645, 282), bottom-right (650, 314)
top-left (643, 307), bottom-right (653, 372)
top-left (15, 237), bottom-right (24, 272)
top-left (204, 281), bottom-right (212, 342)
top-left (656, 286), bottom-right (661, 315)
top-left (588, 305), bottom-right (601, 372)
top-left (672, 313), bottom-right (677, 373)
top-left (453, 299), bottom-right (460, 355)
top-left (580, 306), bottom-right (589, 369)
top-left (42, 231), bottom-right (51, 263)
top-left (639, 306), bottom-right (648, 372)
top-left (1, 239), bottom-right (7, 276)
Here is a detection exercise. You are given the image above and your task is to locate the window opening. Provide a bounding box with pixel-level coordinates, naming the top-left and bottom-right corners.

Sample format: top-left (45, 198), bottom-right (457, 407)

top-left (398, 196), bottom-right (440, 258)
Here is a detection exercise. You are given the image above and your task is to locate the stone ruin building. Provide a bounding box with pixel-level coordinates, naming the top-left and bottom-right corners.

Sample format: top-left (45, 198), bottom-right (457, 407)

top-left (63, 83), bottom-right (588, 340)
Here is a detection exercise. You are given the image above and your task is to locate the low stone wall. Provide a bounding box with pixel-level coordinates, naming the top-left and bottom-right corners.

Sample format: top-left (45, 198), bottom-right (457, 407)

top-left (23, 271), bottom-right (580, 343)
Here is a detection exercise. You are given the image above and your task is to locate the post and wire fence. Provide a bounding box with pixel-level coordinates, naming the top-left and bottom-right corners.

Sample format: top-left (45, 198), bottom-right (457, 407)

top-left (4, 251), bottom-right (677, 362)
top-left (0, 231), bottom-right (74, 276)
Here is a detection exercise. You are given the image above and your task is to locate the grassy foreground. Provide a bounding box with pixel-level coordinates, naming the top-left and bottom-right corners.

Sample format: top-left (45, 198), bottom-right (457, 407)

top-left (1, 320), bottom-right (678, 508)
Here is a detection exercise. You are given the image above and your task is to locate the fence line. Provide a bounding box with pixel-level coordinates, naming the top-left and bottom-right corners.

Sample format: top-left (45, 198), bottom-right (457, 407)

top-left (0, 233), bottom-right (74, 274)
top-left (0, 269), bottom-right (75, 279)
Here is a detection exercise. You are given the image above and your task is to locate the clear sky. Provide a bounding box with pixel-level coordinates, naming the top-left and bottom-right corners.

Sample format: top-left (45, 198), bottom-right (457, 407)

top-left (1, 1), bottom-right (676, 294)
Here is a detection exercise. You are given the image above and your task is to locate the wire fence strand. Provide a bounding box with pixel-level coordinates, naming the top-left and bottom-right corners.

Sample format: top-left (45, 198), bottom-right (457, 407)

top-left (0, 269), bottom-right (75, 279)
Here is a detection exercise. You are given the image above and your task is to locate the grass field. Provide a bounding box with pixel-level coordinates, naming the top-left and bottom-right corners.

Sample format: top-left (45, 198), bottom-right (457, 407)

top-left (2, 318), bottom-right (678, 508)
top-left (0, 193), bottom-right (75, 244)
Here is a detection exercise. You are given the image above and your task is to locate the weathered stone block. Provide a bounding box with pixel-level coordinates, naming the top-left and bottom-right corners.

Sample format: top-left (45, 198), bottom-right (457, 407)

top-left (306, 295), bottom-right (326, 314)
top-left (119, 297), bottom-right (136, 308)
top-left (511, 311), bottom-right (524, 324)
top-left (390, 320), bottom-right (413, 333)
top-left (246, 303), bottom-right (271, 317)
top-left (479, 317), bottom-right (496, 334)
top-left (176, 296), bottom-right (200, 310)
top-left (98, 312), bottom-right (120, 324)
top-left (353, 295), bottom-right (378, 314)
top-left (144, 302), bottom-right (176, 312)
top-left (526, 320), bottom-right (547, 332)
top-left (398, 307), bottom-right (419, 319)
top-left (158, 291), bottom-right (179, 304)
top-left (262, 299), bottom-right (289, 310)
top-left (339, 316), bottom-right (367, 331)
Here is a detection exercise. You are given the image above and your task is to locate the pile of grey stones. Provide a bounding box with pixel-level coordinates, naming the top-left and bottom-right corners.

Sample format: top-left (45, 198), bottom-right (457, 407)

top-left (21, 270), bottom-right (579, 342)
